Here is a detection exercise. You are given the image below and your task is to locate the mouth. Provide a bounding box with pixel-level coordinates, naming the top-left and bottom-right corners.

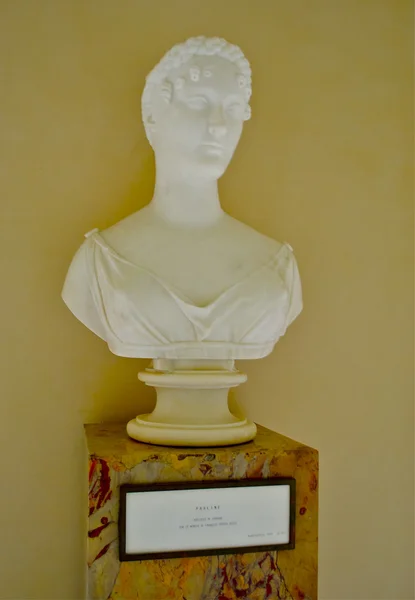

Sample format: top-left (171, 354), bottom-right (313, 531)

top-left (201, 142), bottom-right (224, 154)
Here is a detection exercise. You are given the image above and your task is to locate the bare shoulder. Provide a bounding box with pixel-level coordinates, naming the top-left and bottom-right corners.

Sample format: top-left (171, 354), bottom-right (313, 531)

top-left (99, 206), bottom-right (156, 254)
top-left (222, 214), bottom-right (283, 257)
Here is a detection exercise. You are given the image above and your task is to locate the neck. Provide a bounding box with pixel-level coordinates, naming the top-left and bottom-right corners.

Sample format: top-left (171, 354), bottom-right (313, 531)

top-left (150, 168), bottom-right (224, 228)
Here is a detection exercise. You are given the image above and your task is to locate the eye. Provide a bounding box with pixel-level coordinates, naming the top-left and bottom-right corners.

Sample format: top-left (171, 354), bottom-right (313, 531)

top-left (186, 96), bottom-right (209, 110)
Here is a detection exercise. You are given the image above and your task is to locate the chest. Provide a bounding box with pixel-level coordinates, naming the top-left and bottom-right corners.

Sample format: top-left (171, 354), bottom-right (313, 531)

top-left (101, 219), bottom-right (281, 306)
top-left (128, 241), bottom-right (258, 306)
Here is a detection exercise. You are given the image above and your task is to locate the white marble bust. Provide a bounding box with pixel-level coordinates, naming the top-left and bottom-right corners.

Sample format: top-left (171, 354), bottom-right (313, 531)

top-left (62, 36), bottom-right (302, 362)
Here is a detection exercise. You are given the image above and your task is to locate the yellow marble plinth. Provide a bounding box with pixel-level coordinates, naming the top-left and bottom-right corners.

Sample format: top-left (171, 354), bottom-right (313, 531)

top-left (86, 423), bottom-right (318, 600)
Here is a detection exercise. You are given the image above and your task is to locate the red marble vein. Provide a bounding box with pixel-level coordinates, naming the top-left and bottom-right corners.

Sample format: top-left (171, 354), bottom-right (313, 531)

top-left (88, 458), bottom-right (112, 516)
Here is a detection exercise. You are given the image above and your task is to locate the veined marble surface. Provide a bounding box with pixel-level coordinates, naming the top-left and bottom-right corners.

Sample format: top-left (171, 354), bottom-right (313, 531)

top-left (86, 423), bottom-right (318, 600)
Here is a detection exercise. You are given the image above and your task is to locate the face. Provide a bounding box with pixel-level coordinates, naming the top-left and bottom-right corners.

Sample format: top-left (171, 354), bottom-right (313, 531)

top-left (149, 56), bottom-right (250, 181)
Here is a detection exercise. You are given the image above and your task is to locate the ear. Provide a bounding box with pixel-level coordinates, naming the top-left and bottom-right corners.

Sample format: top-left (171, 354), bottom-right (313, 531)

top-left (160, 80), bottom-right (173, 104)
top-left (143, 111), bottom-right (157, 146)
top-left (146, 113), bottom-right (157, 131)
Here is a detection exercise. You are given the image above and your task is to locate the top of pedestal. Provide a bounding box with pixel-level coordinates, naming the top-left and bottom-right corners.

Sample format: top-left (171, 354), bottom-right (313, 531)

top-left (84, 422), bottom-right (316, 470)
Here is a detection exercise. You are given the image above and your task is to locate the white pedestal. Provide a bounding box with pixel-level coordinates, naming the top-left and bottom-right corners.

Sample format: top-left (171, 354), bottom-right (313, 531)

top-left (127, 360), bottom-right (257, 447)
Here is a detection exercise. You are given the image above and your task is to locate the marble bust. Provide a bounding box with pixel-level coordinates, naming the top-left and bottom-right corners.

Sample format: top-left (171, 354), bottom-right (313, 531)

top-left (62, 36), bottom-right (302, 446)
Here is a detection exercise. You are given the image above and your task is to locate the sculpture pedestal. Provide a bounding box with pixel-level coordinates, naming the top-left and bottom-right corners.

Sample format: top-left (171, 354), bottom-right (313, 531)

top-left (86, 422), bottom-right (318, 600)
top-left (127, 359), bottom-right (257, 446)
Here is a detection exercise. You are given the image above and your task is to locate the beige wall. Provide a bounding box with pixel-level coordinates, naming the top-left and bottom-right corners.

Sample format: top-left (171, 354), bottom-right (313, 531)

top-left (0, 1), bottom-right (413, 598)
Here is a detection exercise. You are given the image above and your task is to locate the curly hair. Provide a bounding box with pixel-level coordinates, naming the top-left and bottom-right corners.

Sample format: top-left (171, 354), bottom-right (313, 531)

top-left (141, 36), bottom-right (252, 143)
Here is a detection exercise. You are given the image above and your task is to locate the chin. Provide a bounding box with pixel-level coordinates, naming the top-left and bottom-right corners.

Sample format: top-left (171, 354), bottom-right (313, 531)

top-left (192, 156), bottom-right (229, 180)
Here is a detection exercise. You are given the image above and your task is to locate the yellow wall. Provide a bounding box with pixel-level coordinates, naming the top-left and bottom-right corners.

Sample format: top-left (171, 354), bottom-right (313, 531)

top-left (0, 1), bottom-right (413, 598)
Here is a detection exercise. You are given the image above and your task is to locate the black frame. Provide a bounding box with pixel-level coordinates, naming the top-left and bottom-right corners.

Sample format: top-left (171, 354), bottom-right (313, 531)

top-left (119, 478), bottom-right (296, 561)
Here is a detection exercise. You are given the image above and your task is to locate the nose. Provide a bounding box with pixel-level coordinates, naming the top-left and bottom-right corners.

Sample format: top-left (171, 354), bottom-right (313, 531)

top-left (208, 122), bottom-right (227, 138)
top-left (208, 108), bottom-right (227, 139)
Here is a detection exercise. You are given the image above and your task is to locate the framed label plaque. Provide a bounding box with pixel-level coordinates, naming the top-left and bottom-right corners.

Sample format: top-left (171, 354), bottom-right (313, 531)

top-left (119, 478), bottom-right (295, 561)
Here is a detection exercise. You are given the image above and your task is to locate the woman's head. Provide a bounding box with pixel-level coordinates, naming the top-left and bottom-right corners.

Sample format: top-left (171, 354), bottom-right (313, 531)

top-left (142, 37), bottom-right (252, 181)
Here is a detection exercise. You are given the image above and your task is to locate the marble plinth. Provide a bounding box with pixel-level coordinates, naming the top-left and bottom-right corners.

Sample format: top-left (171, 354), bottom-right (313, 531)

top-left (85, 423), bottom-right (318, 600)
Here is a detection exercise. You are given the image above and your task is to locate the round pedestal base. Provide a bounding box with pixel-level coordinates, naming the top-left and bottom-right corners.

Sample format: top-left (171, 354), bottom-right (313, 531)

top-left (127, 415), bottom-right (257, 447)
top-left (127, 361), bottom-right (256, 447)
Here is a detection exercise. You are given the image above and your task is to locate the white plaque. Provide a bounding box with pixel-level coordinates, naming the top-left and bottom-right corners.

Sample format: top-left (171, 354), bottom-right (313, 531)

top-left (119, 479), bottom-right (295, 560)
